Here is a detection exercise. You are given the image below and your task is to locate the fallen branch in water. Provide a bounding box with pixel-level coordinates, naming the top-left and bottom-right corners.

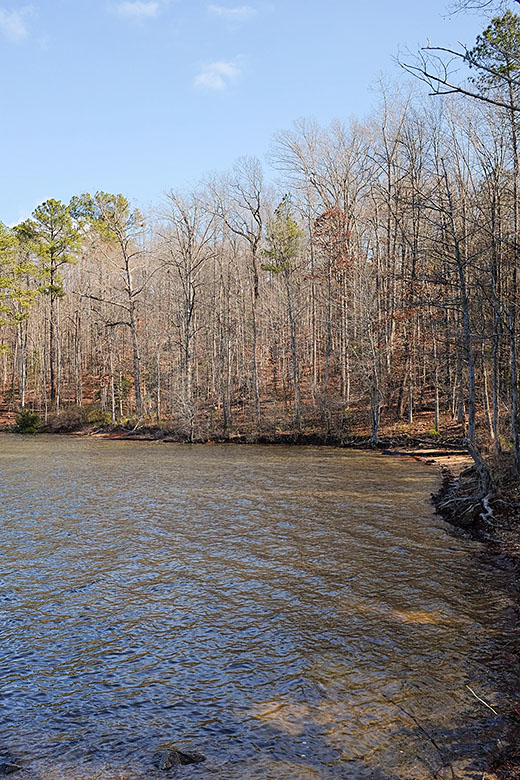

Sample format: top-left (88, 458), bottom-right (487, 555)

top-left (466, 684), bottom-right (498, 715)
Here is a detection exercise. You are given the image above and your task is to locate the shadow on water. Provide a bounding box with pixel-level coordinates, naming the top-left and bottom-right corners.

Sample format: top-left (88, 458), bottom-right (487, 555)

top-left (0, 726), bottom-right (416, 780)
top-left (380, 532), bottom-right (520, 780)
top-left (3, 680), bottom-right (515, 780)
top-left (0, 672), bottom-right (516, 779)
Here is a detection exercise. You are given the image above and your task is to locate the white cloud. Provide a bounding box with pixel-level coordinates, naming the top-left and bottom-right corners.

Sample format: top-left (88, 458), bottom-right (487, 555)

top-left (0, 7), bottom-right (32, 41)
top-left (208, 4), bottom-right (257, 22)
top-left (114, 1), bottom-right (160, 19)
top-left (194, 60), bottom-right (241, 91)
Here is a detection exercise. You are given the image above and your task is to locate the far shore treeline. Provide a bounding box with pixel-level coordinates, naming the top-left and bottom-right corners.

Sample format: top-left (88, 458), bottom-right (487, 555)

top-left (2, 5), bottom-right (520, 487)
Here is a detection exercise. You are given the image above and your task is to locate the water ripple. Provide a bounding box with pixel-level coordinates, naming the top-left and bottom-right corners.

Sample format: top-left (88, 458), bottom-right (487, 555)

top-left (0, 436), bottom-right (516, 779)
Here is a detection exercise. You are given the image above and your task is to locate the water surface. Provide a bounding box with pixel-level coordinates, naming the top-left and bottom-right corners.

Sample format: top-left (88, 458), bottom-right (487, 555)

top-left (0, 436), bottom-right (516, 779)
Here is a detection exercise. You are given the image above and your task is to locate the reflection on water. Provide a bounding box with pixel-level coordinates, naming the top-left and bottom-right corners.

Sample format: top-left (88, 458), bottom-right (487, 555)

top-left (0, 435), bottom-right (516, 779)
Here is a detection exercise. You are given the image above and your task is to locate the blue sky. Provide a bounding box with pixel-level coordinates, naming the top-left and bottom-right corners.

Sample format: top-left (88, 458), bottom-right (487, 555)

top-left (0, 0), bottom-right (486, 224)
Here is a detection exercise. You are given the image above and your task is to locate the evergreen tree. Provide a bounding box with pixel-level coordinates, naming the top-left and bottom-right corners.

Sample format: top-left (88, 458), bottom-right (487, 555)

top-left (263, 196), bottom-right (303, 429)
top-left (16, 200), bottom-right (80, 407)
top-left (0, 222), bottom-right (37, 327)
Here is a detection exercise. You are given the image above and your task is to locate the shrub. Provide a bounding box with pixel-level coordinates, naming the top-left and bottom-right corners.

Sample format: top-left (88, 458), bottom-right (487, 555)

top-left (44, 406), bottom-right (89, 433)
top-left (96, 411), bottom-right (114, 426)
top-left (86, 407), bottom-right (113, 426)
top-left (14, 409), bottom-right (40, 434)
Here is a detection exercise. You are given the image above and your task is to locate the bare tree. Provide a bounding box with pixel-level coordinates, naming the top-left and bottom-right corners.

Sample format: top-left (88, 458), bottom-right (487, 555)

top-left (161, 190), bottom-right (217, 440)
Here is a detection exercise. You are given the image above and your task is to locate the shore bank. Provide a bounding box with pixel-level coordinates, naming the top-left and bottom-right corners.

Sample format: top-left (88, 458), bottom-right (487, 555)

top-left (428, 462), bottom-right (520, 780)
top-left (64, 422), bottom-right (471, 451)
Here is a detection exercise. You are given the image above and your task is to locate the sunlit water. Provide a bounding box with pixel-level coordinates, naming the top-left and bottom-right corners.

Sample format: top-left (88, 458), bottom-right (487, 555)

top-left (0, 435), bottom-right (517, 779)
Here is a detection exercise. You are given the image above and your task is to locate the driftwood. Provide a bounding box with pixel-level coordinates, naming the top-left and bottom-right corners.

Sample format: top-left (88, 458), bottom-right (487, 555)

top-left (382, 449), bottom-right (467, 459)
top-left (414, 438), bottom-right (467, 451)
top-left (381, 450), bottom-right (435, 463)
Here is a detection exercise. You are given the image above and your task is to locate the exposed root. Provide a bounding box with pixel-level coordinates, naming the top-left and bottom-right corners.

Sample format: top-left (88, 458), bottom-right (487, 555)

top-left (480, 494), bottom-right (495, 525)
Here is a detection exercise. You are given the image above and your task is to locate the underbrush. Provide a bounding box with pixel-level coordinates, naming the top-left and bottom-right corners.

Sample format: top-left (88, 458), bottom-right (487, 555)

top-left (45, 406), bottom-right (88, 432)
top-left (13, 409), bottom-right (40, 434)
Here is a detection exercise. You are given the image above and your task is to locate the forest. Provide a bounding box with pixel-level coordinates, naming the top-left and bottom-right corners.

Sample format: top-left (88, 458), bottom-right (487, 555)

top-left (2, 4), bottom-right (520, 487)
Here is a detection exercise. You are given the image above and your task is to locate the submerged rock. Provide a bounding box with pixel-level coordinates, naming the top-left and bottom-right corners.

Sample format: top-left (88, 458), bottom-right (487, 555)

top-left (153, 747), bottom-right (205, 772)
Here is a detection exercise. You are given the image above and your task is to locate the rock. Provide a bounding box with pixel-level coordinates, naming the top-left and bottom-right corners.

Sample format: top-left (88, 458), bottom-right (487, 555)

top-left (156, 750), bottom-right (181, 771)
top-left (154, 747), bottom-right (205, 772)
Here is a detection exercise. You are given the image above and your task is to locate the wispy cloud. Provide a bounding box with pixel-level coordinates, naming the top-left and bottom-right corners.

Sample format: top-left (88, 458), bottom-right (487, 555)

top-left (208, 4), bottom-right (257, 22)
top-left (0, 6), bottom-right (33, 41)
top-left (113, 1), bottom-right (160, 20)
top-left (194, 60), bottom-right (242, 91)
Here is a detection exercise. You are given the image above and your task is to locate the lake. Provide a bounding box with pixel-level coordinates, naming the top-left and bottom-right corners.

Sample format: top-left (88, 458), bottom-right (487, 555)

top-left (0, 436), bottom-right (516, 779)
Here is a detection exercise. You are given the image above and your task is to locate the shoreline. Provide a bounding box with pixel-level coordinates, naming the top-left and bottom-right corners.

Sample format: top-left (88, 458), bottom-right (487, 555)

top-left (431, 466), bottom-right (520, 779)
top-left (35, 422), bottom-right (473, 450)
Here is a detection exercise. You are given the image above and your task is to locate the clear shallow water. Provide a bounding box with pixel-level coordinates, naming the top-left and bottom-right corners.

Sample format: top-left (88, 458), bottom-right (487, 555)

top-left (0, 435), bottom-right (516, 779)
